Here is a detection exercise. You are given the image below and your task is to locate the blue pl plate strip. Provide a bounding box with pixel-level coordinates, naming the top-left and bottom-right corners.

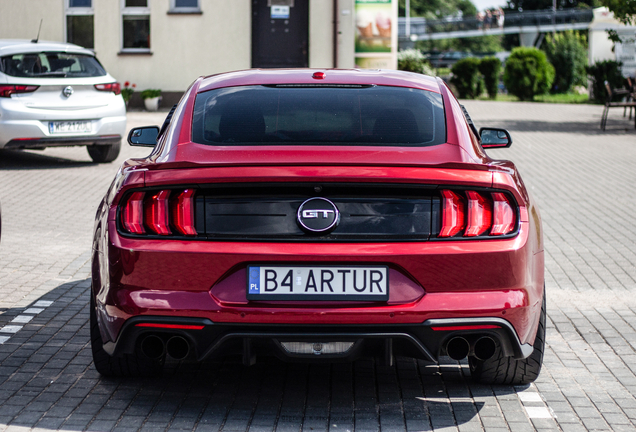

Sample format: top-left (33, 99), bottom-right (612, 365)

top-left (248, 267), bottom-right (261, 294)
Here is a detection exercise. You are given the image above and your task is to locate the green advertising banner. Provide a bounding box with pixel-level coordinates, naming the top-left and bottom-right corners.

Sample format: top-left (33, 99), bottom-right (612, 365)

top-left (355, 0), bottom-right (393, 53)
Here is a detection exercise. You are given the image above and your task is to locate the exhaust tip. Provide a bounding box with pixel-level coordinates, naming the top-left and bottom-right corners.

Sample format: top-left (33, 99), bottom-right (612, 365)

top-left (474, 336), bottom-right (496, 361)
top-left (446, 337), bottom-right (470, 361)
top-left (140, 335), bottom-right (165, 359)
top-left (166, 336), bottom-right (190, 360)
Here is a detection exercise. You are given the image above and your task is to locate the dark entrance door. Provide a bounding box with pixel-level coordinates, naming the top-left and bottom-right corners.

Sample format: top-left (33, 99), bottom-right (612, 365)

top-left (252, 0), bottom-right (308, 68)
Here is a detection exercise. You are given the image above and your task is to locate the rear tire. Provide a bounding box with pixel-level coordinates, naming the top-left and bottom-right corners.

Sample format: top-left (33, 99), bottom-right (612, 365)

top-left (87, 140), bottom-right (121, 163)
top-left (469, 290), bottom-right (546, 385)
top-left (90, 292), bottom-right (164, 377)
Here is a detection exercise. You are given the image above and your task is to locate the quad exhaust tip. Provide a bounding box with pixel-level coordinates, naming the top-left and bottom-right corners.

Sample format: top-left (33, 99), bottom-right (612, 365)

top-left (446, 336), bottom-right (497, 361)
top-left (140, 335), bottom-right (190, 360)
top-left (140, 335), bottom-right (165, 359)
top-left (446, 337), bottom-right (470, 361)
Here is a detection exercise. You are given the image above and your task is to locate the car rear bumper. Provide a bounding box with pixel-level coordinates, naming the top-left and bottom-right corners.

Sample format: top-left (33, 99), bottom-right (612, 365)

top-left (0, 99), bottom-right (126, 148)
top-left (101, 315), bottom-right (534, 364)
top-left (5, 135), bottom-right (122, 149)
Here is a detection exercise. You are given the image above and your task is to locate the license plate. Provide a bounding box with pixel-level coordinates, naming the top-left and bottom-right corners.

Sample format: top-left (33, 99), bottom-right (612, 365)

top-left (49, 120), bottom-right (92, 134)
top-left (247, 265), bottom-right (389, 301)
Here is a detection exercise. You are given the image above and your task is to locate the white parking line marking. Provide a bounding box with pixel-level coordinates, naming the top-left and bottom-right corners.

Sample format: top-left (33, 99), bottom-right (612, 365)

top-left (518, 392), bottom-right (543, 403)
top-left (11, 315), bottom-right (34, 324)
top-left (33, 300), bottom-right (54, 307)
top-left (23, 308), bottom-right (44, 314)
top-left (524, 406), bottom-right (552, 418)
top-left (0, 325), bottom-right (24, 333)
top-left (0, 336), bottom-right (9, 344)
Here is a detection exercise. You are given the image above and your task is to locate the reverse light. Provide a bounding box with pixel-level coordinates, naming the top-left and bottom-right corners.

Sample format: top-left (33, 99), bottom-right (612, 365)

top-left (465, 191), bottom-right (493, 237)
top-left (0, 85), bottom-right (39, 97)
top-left (145, 190), bottom-right (172, 235)
top-left (94, 82), bottom-right (122, 95)
top-left (121, 192), bottom-right (145, 234)
top-left (491, 192), bottom-right (516, 235)
top-left (440, 190), bottom-right (466, 237)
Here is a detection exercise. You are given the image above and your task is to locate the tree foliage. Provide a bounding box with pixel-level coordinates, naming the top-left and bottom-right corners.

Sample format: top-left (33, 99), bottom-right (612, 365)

top-left (586, 60), bottom-right (624, 102)
top-left (599, 0), bottom-right (636, 42)
top-left (543, 31), bottom-right (588, 93)
top-left (503, 47), bottom-right (555, 100)
top-left (399, 0), bottom-right (477, 19)
top-left (397, 49), bottom-right (435, 75)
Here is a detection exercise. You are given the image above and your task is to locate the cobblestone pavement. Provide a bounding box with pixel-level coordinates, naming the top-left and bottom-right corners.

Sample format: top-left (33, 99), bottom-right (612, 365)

top-left (0, 103), bottom-right (635, 431)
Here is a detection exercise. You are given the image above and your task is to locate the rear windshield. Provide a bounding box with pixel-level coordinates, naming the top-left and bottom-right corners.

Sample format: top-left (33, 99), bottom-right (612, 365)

top-left (0, 52), bottom-right (106, 78)
top-left (192, 85), bottom-right (446, 146)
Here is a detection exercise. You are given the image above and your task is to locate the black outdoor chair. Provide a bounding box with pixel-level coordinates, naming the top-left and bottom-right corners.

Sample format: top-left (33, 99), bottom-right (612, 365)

top-left (600, 81), bottom-right (636, 131)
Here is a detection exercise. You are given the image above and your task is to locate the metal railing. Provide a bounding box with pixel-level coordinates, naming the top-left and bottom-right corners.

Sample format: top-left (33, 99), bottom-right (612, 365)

top-left (398, 8), bottom-right (594, 37)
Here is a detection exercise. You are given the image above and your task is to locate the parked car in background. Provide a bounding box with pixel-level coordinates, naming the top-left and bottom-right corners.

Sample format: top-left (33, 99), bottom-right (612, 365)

top-left (0, 40), bottom-right (126, 163)
top-left (91, 69), bottom-right (544, 385)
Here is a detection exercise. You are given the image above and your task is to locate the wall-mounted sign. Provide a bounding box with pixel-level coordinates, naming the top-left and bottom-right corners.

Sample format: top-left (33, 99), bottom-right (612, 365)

top-left (271, 5), bottom-right (290, 19)
top-left (355, 0), bottom-right (397, 69)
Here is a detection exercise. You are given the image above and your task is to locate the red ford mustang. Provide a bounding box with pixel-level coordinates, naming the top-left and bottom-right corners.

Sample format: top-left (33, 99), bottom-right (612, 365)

top-left (91, 69), bottom-right (544, 384)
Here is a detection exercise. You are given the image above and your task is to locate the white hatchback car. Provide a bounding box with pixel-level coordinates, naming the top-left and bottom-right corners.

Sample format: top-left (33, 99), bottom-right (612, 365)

top-left (0, 40), bottom-right (126, 163)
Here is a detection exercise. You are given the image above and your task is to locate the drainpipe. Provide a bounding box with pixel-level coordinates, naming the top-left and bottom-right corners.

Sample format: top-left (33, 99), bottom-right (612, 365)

top-left (333, 0), bottom-right (338, 68)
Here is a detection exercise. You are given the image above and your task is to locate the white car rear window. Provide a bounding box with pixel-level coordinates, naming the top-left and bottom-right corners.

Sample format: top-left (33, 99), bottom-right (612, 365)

top-left (1, 52), bottom-right (106, 78)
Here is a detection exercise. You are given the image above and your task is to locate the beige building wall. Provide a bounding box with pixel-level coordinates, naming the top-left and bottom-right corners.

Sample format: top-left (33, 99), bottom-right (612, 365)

top-left (0, 0), bottom-right (64, 42)
top-left (94, 0), bottom-right (251, 92)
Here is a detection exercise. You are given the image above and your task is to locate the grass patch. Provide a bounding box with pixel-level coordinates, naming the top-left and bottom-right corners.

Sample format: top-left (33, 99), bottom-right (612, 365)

top-left (476, 92), bottom-right (592, 104)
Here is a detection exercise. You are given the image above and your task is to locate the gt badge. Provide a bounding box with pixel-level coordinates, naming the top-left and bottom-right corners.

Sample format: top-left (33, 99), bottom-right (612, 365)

top-left (297, 197), bottom-right (340, 234)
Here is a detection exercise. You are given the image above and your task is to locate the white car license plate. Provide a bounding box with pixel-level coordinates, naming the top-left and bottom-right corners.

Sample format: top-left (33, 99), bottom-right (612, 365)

top-left (49, 120), bottom-right (92, 134)
top-left (247, 265), bottom-right (389, 301)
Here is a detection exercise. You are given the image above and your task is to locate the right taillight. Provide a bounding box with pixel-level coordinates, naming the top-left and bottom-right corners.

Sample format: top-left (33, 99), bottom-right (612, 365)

top-left (439, 189), bottom-right (516, 238)
top-left (120, 189), bottom-right (197, 236)
top-left (0, 85), bottom-right (39, 98)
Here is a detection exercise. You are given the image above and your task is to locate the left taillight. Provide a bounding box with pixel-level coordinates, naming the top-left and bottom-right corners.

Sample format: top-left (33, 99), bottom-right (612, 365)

top-left (94, 82), bottom-right (121, 95)
top-left (439, 189), bottom-right (516, 238)
top-left (120, 189), bottom-right (197, 236)
top-left (0, 85), bottom-right (39, 98)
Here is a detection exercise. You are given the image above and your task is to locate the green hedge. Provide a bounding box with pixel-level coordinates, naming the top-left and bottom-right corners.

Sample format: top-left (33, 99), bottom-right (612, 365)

top-left (503, 47), bottom-right (555, 101)
top-left (450, 57), bottom-right (484, 99)
top-left (478, 56), bottom-right (502, 99)
top-left (544, 31), bottom-right (588, 94)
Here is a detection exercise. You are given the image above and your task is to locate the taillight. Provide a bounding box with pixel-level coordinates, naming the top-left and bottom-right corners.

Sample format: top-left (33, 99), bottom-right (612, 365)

top-left (440, 190), bottom-right (466, 237)
top-left (171, 189), bottom-right (197, 236)
top-left (491, 193), bottom-right (515, 235)
top-left (121, 192), bottom-right (145, 234)
top-left (120, 189), bottom-right (197, 236)
top-left (94, 82), bottom-right (121, 95)
top-left (145, 190), bottom-right (172, 235)
top-left (0, 85), bottom-right (39, 98)
top-left (439, 189), bottom-right (516, 238)
top-left (465, 191), bottom-right (492, 237)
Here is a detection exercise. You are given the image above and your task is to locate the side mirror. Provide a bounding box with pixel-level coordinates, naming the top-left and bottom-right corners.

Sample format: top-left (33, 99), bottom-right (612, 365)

top-left (128, 126), bottom-right (160, 147)
top-left (479, 127), bottom-right (512, 148)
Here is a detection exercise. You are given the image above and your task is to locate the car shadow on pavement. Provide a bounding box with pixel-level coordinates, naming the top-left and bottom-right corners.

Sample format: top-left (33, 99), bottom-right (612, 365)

top-left (0, 149), bottom-right (95, 170)
top-left (0, 279), bottom-right (508, 431)
top-left (483, 118), bottom-right (636, 135)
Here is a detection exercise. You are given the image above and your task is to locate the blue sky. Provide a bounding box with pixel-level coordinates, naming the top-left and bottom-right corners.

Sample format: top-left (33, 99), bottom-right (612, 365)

top-left (472, 0), bottom-right (507, 11)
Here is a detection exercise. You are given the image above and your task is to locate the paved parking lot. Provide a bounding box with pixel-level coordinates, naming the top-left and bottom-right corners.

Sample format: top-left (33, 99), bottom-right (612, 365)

top-left (0, 102), bottom-right (635, 432)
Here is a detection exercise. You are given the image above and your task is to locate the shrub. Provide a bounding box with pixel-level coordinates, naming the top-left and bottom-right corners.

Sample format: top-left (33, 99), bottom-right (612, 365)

top-left (140, 89), bottom-right (162, 99)
top-left (450, 57), bottom-right (484, 99)
top-left (397, 49), bottom-right (435, 76)
top-left (587, 60), bottom-right (624, 103)
top-left (544, 31), bottom-right (588, 94)
top-left (503, 47), bottom-right (555, 101)
top-left (478, 56), bottom-right (501, 99)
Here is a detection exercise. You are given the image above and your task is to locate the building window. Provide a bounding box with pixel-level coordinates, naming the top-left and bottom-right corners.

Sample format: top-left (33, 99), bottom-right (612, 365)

top-left (121, 0), bottom-right (150, 51)
top-left (168, 0), bottom-right (201, 13)
top-left (66, 0), bottom-right (94, 49)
